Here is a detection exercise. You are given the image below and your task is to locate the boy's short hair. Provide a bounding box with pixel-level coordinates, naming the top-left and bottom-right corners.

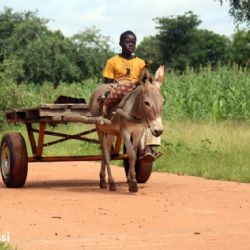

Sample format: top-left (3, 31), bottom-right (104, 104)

top-left (119, 30), bottom-right (137, 43)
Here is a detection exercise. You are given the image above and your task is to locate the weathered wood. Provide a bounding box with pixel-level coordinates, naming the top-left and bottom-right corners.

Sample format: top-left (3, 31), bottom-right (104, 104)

top-left (52, 115), bottom-right (111, 125)
top-left (5, 103), bottom-right (95, 124)
top-left (40, 103), bottom-right (89, 109)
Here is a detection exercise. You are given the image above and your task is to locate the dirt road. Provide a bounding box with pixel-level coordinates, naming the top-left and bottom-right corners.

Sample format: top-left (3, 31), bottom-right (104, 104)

top-left (0, 162), bottom-right (250, 250)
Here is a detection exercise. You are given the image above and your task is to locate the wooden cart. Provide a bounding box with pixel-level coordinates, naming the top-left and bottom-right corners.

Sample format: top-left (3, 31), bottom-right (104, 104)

top-left (0, 103), bottom-right (153, 188)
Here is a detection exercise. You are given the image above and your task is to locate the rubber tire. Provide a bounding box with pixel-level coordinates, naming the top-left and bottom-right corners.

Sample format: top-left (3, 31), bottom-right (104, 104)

top-left (123, 145), bottom-right (153, 183)
top-left (0, 133), bottom-right (28, 188)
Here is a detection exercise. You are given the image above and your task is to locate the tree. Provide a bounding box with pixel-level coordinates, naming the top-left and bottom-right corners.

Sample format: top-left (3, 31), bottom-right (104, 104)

top-left (0, 8), bottom-right (113, 83)
top-left (1, 9), bottom-right (81, 84)
top-left (153, 11), bottom-right (231, 71)
top-left (155, 11), bottom-right (202, 70)
top-left (189, 29), bottom-right (231, 67)
top-left (0, 7), bottom-right (49, 62)
top-left (20, 31), bottom-right (82, 85)
top-left (230, 29), bottom-right (250, 66)
top-left (135, 35), bottom-right (163, 71)
top-left (71, 27), bottom-right (113, 79)
top-left (217, 0), bottom-right (250, 26)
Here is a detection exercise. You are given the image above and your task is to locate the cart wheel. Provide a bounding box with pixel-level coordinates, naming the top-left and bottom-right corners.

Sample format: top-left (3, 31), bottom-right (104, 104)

top-left (0, 133), bottom-right (28, 188)
top-left (123, 145), bottom-right (152, 183)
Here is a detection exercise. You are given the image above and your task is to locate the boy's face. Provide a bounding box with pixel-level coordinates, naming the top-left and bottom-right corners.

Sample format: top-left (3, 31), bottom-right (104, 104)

top-left (120, 34), bottom-right (136, 55)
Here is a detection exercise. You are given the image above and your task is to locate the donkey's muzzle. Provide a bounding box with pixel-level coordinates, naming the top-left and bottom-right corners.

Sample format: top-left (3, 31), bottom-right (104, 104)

top-left (153, 128), bottom-right (163, 137)
top-left (150, 117), bottom-right (164, 137)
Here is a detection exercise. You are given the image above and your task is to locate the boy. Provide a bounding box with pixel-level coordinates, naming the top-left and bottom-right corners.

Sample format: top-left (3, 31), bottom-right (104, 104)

top-left (103, 30), bottom-right (145, 83)
top-left (102, 30), bottom-right (161, 161)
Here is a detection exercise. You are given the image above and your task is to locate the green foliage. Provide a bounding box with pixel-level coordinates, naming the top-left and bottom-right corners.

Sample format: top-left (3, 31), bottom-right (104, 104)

top-left (70, 27), bottom-right (114, 79)
top-left (1, 64), bottom-right (249, 129)
top-left (0, 58), bottom-right (28, 126)
top-left (154, 11), bottom-right (232, 71)
top-left (218, 0), bottom-right (250, 26)
top-left (20, 31), bottom-right (82, 84)
top-left (0, 8), bottom-right (113, 83)
top-left (135, 36), bottom-right (163, 71)
top-left (155, 11), bottom-right (201, 70)
top-left (230, 29), bottom-right (250, 66)
top-left (162, 64), bottom-right (250, 121)
top-left (0, 71), bottom-right (100, 129)
top-left (0, 242), bottom-right (16, 250)
top-left (189, 29), bottom-right (231, 67)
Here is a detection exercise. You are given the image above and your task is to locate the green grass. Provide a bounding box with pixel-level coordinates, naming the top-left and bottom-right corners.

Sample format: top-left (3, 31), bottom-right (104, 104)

top-left (155, 120), bottom-right (250, 182)
top-left (1, 123), bottom-right (100, 157)
top-left (0, 242), bottom-right (16, 250)
top-left (1, 120), bottom-right (250, 183)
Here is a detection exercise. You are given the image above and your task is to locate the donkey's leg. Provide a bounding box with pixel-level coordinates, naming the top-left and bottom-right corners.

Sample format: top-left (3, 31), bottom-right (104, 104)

top-left (99, 161), bottom-right (107, 189)
top-left (100, 133), bottom-right (116, 191)
top-left (122, 131), bottom-right (138, 192)
top-left (97, 131), bottom-right (107, 189)
top-left (106, 134), bottom-right (116, 191)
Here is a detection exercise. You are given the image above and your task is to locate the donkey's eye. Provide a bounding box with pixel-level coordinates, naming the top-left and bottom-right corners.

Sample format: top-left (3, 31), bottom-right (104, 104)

top-left (145, 101), bottom-right (150, 106)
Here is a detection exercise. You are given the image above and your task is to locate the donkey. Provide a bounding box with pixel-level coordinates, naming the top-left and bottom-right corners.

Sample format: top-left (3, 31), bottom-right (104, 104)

top-left (89, 64), bottom-right (166, 192)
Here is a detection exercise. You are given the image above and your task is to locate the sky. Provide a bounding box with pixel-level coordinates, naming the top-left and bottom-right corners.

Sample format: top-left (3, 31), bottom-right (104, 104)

top-left (0, 0), bottom-right (240, 52)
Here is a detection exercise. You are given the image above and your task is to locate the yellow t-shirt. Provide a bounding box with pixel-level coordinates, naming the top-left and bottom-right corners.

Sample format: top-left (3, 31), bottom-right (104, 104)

top-left (103, 55), bottom-right (145, 81)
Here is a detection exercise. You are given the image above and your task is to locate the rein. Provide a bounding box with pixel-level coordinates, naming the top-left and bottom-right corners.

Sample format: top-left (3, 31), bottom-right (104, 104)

top-left (113, 87), bottom-right (150, 127)
top-left (114, 108), bottom-right (145, 123)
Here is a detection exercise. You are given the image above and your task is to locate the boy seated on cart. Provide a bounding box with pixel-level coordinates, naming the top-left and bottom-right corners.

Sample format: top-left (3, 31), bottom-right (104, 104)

top-left (100, 30), bottom-right (163, 161)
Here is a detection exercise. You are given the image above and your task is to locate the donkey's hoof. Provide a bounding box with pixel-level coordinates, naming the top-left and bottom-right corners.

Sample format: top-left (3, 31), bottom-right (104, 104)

top-left (109, 182), bottom-right (117, 191)
top-left (129, 181), bottom-right (138, 193)
top-left (100, 180), bottom-right (107, 189)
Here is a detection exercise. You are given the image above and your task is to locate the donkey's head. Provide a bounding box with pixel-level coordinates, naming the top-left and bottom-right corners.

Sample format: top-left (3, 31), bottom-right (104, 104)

top-left (139, 63), bottom-right (166, 137)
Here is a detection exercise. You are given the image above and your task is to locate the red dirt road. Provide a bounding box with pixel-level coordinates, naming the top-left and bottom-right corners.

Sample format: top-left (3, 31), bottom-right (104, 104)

top-left (0, 162), bottom-right (250, 250)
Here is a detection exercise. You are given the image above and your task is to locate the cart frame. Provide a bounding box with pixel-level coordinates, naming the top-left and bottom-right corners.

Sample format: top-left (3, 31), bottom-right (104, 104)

top-left (5, 103), bottom-right (128, 162)
top-left (1, 103), bottom-right (153, 187)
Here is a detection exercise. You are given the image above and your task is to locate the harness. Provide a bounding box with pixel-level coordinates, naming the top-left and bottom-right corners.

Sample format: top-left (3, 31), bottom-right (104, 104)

top-left (112, 89), bottom-right (151, 129)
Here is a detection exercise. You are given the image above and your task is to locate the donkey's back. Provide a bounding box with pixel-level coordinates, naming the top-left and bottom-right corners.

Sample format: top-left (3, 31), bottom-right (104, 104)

top-left (89, 84), bottom-right (110, 117)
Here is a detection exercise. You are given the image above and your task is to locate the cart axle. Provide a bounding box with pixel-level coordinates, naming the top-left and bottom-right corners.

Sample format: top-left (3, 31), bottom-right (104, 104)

top-left (28, 154), bottom-right (128, 162)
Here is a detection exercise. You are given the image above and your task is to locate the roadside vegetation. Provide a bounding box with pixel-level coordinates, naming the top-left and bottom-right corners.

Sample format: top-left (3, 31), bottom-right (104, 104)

top-left (0, 243), bottom-right (16, 250)
top-left (1, 119), bottom-right (250, 183)
top-left (1, 64), bottom-right (249, 126)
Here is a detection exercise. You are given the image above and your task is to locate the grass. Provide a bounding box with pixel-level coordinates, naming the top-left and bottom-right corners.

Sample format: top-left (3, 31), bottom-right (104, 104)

top-left (0, 243), bottom-right (16, 250)
top-left (155, 120), bottom-right (250, 182)
top-left (1, 120), bottom-right (250, 183)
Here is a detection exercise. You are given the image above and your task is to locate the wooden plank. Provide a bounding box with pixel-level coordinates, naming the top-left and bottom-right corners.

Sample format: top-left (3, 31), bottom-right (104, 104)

top-left (40, 104), bottom-right (68, 109)
top-left (25, 109), bottom-right (39, 120)
top-left (5, 103), bottom-right (92, 123)
top-left (68, 104), bottom-right (89, 109)
top-left (39, 109), bottom-right (91, 117)
top-left (39, 103), bottom-right (89, 109)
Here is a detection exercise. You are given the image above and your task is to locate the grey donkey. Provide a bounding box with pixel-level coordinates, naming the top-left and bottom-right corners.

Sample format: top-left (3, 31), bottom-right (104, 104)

top-left (89, 64), bottom-right (166, 192)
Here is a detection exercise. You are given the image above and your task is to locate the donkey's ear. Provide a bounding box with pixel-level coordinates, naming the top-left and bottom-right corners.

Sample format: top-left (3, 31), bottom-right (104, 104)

top-left (154, 63), bottom-right (167, 88)
top-left (139, 66), bottom-right (152, 86)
